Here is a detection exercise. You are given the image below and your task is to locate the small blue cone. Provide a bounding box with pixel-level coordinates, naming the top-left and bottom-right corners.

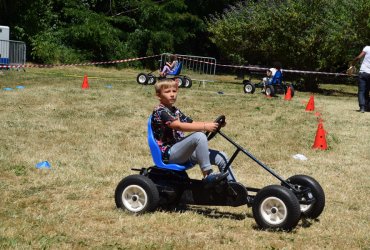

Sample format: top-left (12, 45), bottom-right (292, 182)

top-left (35, 161), bottom-right (51, 169)
top-left (3, 87), bottom-right (13, 91)
top-left (16, 86), bottom-right (25, 89)
top-left (105, 84), bottom-right (112, 88)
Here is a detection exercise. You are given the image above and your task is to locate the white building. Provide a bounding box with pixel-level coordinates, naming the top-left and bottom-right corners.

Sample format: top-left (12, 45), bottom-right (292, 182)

top-left (0, 26), bottom-right (10, 64)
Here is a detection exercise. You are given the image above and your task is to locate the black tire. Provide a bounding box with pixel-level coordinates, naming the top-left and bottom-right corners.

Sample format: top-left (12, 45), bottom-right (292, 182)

top-left (115, 175), bottom-right (159, 214)
top-left (252, 185), bottom-right (301, 231)
top-left (289, 85), bottom-right (295, 97)
top-left (285, 84), bottom-right (295, 98)
top-left (243, 80), bottom-right (255, 94)
top-left (147, 74), bottom-right (157, 85)
top-left (285, 175), bottom-right (325, 219)
top-left (176, 77), bottom-right (185, 88)
top-left (265, 85), bottom-right (275, 97)
top-left (137, 73), bottom-right (148, 85)
top-left (184, 76), bottom-right (192, 88)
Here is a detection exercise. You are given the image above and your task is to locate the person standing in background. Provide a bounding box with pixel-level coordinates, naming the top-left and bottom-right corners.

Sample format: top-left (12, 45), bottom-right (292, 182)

top-left (351, 46), bottom-right (370, 113)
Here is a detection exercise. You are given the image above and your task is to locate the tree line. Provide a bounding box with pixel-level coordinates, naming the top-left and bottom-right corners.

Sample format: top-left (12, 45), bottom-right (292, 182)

top-left (0, 0), bottom-right (238, 67)
top-left (1, 0), bottom-right (369, 74)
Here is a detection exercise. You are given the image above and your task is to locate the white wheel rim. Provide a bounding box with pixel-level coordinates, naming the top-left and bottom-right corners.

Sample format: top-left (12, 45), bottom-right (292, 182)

top-left (245, 85), bottom-right (252, 92)
top-left (294, 184), bottom-right (312, 213)
top-left (148, 77), bottom-right (154, 84)
top-left (122, 185), bottom-right (148, 212)
top-left (185, 79), bottom-right (189, 87)
top-left (300, 200), bottom-right (311, 213)
top-left (260, 196), bottom-right (287, 225)
top-left (177, 78), bottom-right (183, 87)
top-left (266, 88), bottom-right (271, 96)
top-left (138, 75), bottom-right (147, 84)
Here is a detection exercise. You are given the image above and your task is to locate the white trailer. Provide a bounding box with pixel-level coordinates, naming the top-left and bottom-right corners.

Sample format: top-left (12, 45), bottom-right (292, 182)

top-left (0, 25), bottom-right (10, 64)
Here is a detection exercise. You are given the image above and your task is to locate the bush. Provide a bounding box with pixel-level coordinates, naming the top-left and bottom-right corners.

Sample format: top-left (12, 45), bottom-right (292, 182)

top-left (207, 0), bottom-right (370, 74)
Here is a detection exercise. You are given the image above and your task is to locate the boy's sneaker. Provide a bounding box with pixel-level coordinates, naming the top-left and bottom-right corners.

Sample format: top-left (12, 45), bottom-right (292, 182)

top-left (203, 172), bottom-right (229, 184)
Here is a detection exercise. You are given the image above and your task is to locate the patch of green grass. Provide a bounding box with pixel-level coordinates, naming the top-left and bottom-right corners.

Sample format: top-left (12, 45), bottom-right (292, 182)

top-left (0, 67), bottom-right (369, 249)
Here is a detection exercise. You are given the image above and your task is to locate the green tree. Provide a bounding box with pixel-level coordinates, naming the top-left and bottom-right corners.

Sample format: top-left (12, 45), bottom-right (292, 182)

top-left (207, 0), bottom-right (370, 72)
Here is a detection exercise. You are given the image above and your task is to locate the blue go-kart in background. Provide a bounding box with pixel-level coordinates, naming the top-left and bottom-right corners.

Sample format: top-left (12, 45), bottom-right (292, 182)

top-left (136, 62), bottom-right (193, 88)
top-left (243, 69), bottom-right (295, 97)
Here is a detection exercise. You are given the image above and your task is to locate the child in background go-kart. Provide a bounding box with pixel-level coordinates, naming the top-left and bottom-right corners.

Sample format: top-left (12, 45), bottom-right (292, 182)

top-left (151, 79), bottom-right (236, 183)
top-left (159, 55), bottom-right (178, 77)
top-left (261, 62), bottom-right (282, 93)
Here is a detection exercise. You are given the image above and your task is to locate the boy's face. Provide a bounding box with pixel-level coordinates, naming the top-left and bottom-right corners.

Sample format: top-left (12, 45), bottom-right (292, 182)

top-left (157, 86), bottom-right (178, 106)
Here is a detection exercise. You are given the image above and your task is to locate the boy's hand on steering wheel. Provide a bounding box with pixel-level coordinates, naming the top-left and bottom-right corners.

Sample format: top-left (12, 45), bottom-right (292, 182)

top-left (204, 122), bottom-right (219, 132)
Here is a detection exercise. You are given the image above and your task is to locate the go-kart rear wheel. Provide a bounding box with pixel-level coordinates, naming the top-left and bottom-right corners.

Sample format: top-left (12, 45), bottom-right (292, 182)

top-left (285, 84), bottom-right (295, 97)
top-left (265, 85), bottom-right (275, 97)
top-left (147, 74), bottom-right (156, 85)
top-left (115, 175), bottom-right (159, 214)
top-left (285, 175), bottom-right (325, 219)
top-left (137, 73), bottom-right (148, 85)
top-left (184, 76), bottom-right (192, 88)
top-left (252, 185), bottom-right (301, 231)
top-left (289, 84), bottom-right (294, 97)
top-left (175, 77), bottom-right (185, 88)
top-left (243, 80), bottom-right (255, 94)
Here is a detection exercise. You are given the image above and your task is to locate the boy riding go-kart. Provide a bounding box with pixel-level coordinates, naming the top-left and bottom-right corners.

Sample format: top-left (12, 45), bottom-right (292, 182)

top-left (243, 64), bottom-right (295, 97)
top-left (136, 54), bottom-right (193, 88)
top-left (115, 114), bottom-right (325, 231)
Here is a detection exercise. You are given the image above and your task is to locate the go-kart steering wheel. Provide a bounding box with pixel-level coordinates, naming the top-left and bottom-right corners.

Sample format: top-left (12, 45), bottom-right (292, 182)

top-left (205, 115), bottom-right (225, 141)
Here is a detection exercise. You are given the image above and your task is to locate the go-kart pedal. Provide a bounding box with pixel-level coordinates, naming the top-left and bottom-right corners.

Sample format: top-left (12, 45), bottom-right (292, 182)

top-left (203, 172), bottom-right (229, 187)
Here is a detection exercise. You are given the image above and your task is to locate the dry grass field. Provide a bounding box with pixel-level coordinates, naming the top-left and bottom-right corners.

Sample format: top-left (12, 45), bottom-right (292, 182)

top-left (0, 67), bottom-right (369, 249)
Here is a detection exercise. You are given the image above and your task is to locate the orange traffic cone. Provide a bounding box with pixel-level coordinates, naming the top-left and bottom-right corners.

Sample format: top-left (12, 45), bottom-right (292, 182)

top-left (82, 74), bottom-right (89, 89)
top-left (305, 95), bottom-right (315, 111)
top-left (284, 87), bottom-right (292, 100)
top-left (312, 122), bottom-right (328, 150)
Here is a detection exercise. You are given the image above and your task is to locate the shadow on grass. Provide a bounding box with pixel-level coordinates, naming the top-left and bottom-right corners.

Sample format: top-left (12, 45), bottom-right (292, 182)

top-left (249, 217), bottom-right (319, 233)
top-left (300, 217), bottom-right (321, 228)
top-left (158, 206), bottom-right (321, 233)
top-left (159, 204), bottom-right (252, 220)
top-left (319, 88), bottom-right (357, 97)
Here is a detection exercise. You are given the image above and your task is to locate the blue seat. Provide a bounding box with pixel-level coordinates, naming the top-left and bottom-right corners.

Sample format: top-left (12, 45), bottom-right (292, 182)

top-left (147, 116), bottom-right (193, 171)
top-left (167, 62), bottom-right (182, 76)
top-left (268, 70), bottom-right (282, 85)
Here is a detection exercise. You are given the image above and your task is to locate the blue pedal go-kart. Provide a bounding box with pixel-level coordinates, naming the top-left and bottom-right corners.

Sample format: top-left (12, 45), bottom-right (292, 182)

top-left (115, 115), bottom-right (325, 231)
top-left (243, 70), bottom-right (295, 97)
top-left (136, 62), bottom-right (193, 88)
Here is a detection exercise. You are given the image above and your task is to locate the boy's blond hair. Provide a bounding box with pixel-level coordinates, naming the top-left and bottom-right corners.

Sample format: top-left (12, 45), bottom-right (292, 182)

top-left (154, 79), bottom-right (178, 94)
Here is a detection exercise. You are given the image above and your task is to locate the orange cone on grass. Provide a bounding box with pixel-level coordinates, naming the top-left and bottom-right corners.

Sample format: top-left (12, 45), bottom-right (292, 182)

top-left (305, 95), bottom-right (315, 111)
top-left (284, 86), bottom-right (292, 100)
top-left (82, 74), bottom-right (89, 89)
top-left (312, 121), bottom-right (328, 150)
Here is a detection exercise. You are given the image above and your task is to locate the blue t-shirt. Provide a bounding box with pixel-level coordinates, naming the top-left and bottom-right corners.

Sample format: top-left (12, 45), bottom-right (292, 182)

top-left (151, 104), bottom-right (193, 161)
top-left (169, 60), bottom-right (179, 73)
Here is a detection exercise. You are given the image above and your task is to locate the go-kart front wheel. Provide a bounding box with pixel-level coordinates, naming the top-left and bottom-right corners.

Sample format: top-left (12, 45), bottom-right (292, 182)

top-left (243, 80), bottom-right (255, 94)
top-left (137, 73), bottom-right (148, 85)
top-left (285, 175), bottom-right (325, 219)
top-left (115, 175), bottom-right (159, 214)
top-left (252, 185), bottom-right (301, 231)
top-left (184, 76), bottom-right (192, 88)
